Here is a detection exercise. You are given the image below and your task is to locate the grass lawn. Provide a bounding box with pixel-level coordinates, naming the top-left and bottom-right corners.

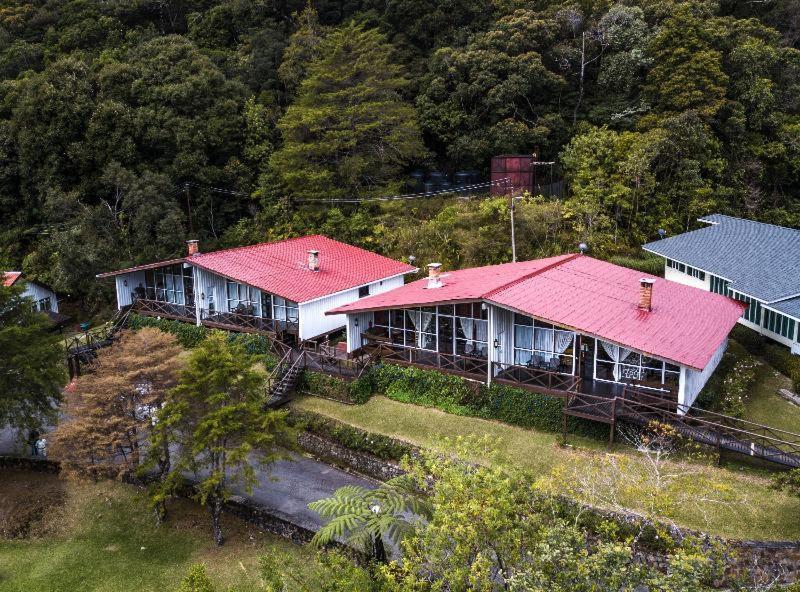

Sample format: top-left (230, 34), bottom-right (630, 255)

top-left (293, 395), bottom-right (800, 541)
top-left (0, 470), bottom-right (325, 592)
top-left (744, 362), bottom-right (800, 435)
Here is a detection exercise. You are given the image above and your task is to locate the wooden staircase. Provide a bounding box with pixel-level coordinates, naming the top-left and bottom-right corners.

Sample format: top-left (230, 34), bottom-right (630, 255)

top-left (65, 305), bottom-right (134, 377)
top-left (265, 350), bottom-right (305, 408)
top-left (564, 387), bottom-right (800, 468)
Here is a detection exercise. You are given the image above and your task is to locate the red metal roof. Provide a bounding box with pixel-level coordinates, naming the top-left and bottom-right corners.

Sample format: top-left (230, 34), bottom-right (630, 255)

top-left (2, 271), bottom-right (22, 287)
top-left (329, 254), bottom-right (576, 313)
top-left (98, 236), bottom-right (415, 303)
top-left (331, 255), bottom-right (746, 370)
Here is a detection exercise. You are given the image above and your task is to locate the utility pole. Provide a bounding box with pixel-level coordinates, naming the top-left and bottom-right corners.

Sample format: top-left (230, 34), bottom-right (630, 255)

top-left (184, 182), bottom-right (194, 235)
top-left (509, 190), bottom-right (517, 263)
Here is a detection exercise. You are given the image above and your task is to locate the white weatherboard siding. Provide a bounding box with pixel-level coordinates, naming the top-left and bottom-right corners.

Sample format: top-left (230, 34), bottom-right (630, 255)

top-left (300, 275), bottom-right (405, 341)
top-left (489, 305), bottom-right (515, 370)
top-left (195, 267), bottom-right (228, 314)
top-left (664, 264), bottom-right (711, 291)
top-left (21, 281), bottom-right (59, 313)
top-left (345, 312), bottom-right (374, 353)
top-left (679, 338), bottom-right (727, 412)
top-left (114, 271), bottom-right (146, 308)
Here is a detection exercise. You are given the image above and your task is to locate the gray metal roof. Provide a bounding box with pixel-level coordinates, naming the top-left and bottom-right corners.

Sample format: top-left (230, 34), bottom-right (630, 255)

top-left (643, 214), bottom-right (800, 311)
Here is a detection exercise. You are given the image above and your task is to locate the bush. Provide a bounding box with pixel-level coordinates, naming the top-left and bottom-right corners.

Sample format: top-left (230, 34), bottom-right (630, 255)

top-left (762, 343), bottom-right (800, 392)
top-left (127, 314), bottom-right (278, 368)
top-left (288, 409), bottom-right (415, 461)
top-left (176, 564), bottom-right (215, 592)
top-left (366, 364), bottom-right (607, 439)
top-left (731, 324), bottom-right (800, 392)
top-left (719, 357), bottom-right (759, 417)
top-left (607, 255), bottom-right (664, 276)
top-left (730, 324), bottom-right (765, 356)
top-left (128, 313), bottom-right (208, 348)
top-left (299, 371), bottom-right (375, 404)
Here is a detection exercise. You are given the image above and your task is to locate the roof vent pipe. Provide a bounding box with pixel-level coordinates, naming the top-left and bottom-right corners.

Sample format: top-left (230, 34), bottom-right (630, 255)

top-left (308, 250), bottom-right (320, 272)
top-left (427, 263), bottom-right (442, 289)
top-left (187, 240), bottom-right (200, 256)
top-left (638, 278), bottom-right (656, 311)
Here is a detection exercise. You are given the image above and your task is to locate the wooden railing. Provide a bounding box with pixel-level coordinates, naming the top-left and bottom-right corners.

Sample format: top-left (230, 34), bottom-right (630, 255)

top-left (492, 362), bottom-right (582, 394)
top-left (200, 309), bottom-right (298, 335)
top-left (131, 298), bottom-right (195, 321)
top-left (364, 342), bottom-right (489, 379)
top-left (303, 349), bottom-right (371, 379)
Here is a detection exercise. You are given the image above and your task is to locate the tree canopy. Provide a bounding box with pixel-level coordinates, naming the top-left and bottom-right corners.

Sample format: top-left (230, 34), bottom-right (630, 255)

top-left (0, 0), bottom-right (797, 311)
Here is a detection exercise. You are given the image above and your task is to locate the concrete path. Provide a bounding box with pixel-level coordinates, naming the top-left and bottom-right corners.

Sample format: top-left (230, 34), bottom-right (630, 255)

top-left (0, 426), bottom-right (375, 531)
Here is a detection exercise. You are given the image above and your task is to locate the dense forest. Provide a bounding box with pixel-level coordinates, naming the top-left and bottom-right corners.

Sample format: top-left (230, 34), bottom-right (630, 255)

top-left (1, 0), bottom-right (799, 311)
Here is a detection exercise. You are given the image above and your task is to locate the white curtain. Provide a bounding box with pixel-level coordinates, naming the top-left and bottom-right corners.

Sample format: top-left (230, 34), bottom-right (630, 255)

top-left (534, 328), bottom-right (554, 361)
top-left (600, 340), bottom-right (633, 381)
top-left (554, 330), bottom-right (574, 354)
top-left (474, 320), bottom-right (488, 344)
top-left (459, 317), bottom-right (475, 350)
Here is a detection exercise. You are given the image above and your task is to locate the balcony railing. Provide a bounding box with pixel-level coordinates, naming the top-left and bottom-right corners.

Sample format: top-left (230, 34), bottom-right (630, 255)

top-left (363, 341), bottom-right (488, 379)
top-left (131, 298), bottom-right (195, 321)
top-left (492, 361), bottom-right (582, 394)
top-left (200, 308), bottom-right (298, 335)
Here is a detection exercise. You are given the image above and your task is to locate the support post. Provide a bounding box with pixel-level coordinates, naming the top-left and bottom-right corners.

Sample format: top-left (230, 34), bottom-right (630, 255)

top-left (609, 397), bottom-right (617, 446)
top-left (562, 404), bottom-right (568, 446)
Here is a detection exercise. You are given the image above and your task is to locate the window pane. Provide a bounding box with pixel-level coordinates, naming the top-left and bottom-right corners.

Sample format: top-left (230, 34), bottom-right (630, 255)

top-left (374, 310), bottom-right (389, 326)
top-left (514, 349), bottom-right (533, 365)
top-left (455, 303), bottom-right (472, 317)
top-left (438, 304), bottom-right (454, 316)
top-left (514, 313), bottom-right (532, 326)
top-left (514, 325), bottom-right (532, 350)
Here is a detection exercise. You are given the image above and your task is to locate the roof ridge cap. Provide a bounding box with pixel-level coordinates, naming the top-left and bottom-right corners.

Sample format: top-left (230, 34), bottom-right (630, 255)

top-left (483, 253), bottom-right (580, 298)
top-left (193, 234), bottom-right (328, 258)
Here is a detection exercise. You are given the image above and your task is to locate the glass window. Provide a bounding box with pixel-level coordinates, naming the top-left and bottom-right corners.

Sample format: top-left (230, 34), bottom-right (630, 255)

top-left (358, 285), bottom-right (369, 298)
top-left (374, 310), bottom-right (390, 327)
top-left (595, 339), bottom-right (677, 391)
top-left (513, 314), bottom-right (574, 374)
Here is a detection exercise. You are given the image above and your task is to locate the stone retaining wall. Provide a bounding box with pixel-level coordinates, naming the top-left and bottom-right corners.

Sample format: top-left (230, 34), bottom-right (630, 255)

top-left (297, 431), bottom-right (406, 482)
top-left (295, 431), bottom-right (800, 585)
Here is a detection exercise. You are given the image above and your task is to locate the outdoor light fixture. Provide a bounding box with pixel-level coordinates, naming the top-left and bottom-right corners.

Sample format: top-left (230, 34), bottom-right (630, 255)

top-left (493, 338), bottom-right (500, 349)
top-left (658, 228), bottom-right (666, 239)
top-left (354, 318), bottom-right (359, 328)
top-left (578, 242), bottom-right (588, 254)
top-left (123, 279), bottom-right (128, 287)
top-left (200, 292), bottom-right (205, 300)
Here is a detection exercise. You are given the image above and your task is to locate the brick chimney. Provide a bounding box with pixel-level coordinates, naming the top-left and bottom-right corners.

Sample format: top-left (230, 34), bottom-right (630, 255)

top-left (426, 263), bottom-right (442, 289)
top-left (187, 240), bottom-right (199, 256)
top-left (638, 278), bottom-right (656, 311)
top-left (308, 250), bottom-right (320, 272)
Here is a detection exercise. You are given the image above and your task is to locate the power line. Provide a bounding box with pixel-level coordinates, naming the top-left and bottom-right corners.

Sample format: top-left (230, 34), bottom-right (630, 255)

top-left (179, 178), bottom-right (516, 204)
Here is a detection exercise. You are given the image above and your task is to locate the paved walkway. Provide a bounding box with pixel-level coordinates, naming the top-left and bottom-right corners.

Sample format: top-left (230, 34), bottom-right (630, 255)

top-left (0, 426), bottom-right (375, 531)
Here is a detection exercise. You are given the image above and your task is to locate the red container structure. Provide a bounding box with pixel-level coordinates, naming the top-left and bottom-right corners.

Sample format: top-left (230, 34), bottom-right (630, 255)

top-left (491, 154), bottom-right (538, 195)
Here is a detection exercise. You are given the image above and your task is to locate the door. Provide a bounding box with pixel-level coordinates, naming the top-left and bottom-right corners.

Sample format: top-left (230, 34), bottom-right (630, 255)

top-left (579, 336), bottom-right (595, 381)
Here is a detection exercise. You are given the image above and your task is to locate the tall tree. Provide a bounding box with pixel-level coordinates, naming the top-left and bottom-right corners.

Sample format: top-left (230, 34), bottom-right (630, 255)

top-left (155, 332), bottom-right (293, 545)
top-left (49, 328), bottom-right (183, 483)
top-left (0, 282), bottom-right (66, 430)
top-left (270, 22), bottom-right (427, 200)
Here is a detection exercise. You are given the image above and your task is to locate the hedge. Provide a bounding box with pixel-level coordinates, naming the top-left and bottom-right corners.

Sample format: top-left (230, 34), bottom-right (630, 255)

top-left (127, 313), bottom-right (278, 367)
top-left (365, 364), bottom-right (608, 439)
top-left (730, 324), bottom-right (800, 392)
top-left (287, 409), bottom-right (415, 462)
top-left (607, 254), bottom-right (664, 276)
top-left (298, 371), bottom-right (374, 404)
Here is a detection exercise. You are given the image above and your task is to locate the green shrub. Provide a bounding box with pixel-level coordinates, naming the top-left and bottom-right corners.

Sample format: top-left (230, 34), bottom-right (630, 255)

top-left (127, 314), bottom-right (278, 369)
top-left (288, 409), bottom-right (415, 461)
top-left (607, 255), bottom-right (664, 276)
top-left (176, 564), bottom-right (215, 592)
top-left (730, 324), bottom-right (765, 356)
top-left (762, 343), bottom-right (800, 392)
top-left (719, 357), bottom-right (759, 417)
top-left (365, 364), bottom-right (607, 439)
top-left (128, 313), bottom-right (208, 348)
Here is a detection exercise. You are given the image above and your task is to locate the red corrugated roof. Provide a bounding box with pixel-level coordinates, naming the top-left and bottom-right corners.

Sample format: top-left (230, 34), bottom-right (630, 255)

top-left (2, 271), bottom-right (22, 287)
top-left (329, 254), bottom-right (576, 313)
top-left (97, 236), bottom-right (415, 303)
top-left (330, 255), bottom-right (746, 370)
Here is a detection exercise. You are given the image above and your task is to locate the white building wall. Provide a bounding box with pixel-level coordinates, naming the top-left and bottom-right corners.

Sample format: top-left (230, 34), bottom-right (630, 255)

top-left (21, 281), bottom-right (59, 313)
top-left (114, 271), bottom-right (146, 309)
top-left (489, 305), bottom-right (514, 375)
top-left (345, 311), bottom-right (374, 353)
top-left (299, 275), bottom-right (406, 342)
top-left (664, 265), bottom-right (711, 291)
top-left (679, 337), bottom-right (728, 412)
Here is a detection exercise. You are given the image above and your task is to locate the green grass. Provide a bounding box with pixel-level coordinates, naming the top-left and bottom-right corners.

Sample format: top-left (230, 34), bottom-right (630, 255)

top-left (743, 362), bottom-right (800, 435)
top-left (0, 471), bottom-right (325, 592)
top-left (293, 395), bottom-right (800, 541)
